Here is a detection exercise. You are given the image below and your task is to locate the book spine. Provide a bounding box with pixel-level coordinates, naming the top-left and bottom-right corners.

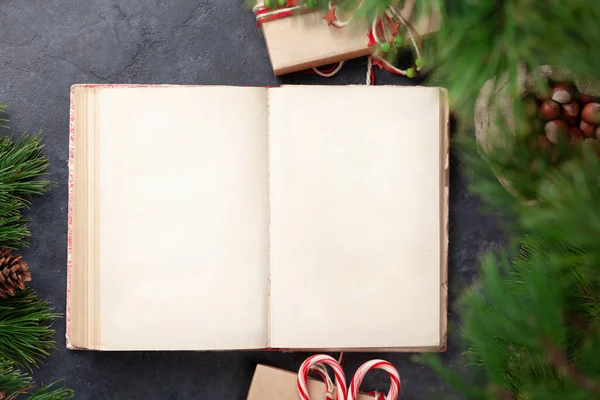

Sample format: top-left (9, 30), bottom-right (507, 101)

top-left (66, 86), bottom-right (77, 349)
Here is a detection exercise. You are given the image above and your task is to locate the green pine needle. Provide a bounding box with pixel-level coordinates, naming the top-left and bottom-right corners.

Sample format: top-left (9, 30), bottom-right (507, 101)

top-left (0, 289), bottom-right (60, 370)
top-left (0, 135), bottom-right (52, 196)
top-left (27, 382), bottom-right (75, 400)
top-left (0, 360), bottom-right (74, 399)
top-left (419, 234), bottom-right (600, 399)
top-left (0, 104), bottom-right (8, 130)
top-left (0, 133), bottom-right (53, 249)
top-left (0, 359), bottom-right (32, 396)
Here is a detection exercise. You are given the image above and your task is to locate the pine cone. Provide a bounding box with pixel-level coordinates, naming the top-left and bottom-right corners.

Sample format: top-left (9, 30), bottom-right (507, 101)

top-left (0, 248), bottom-right (32, 299)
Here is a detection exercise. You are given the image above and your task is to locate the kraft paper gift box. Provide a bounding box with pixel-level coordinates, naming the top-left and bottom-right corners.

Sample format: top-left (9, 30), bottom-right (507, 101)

top-left (256, 1), bottom-right (441, 75)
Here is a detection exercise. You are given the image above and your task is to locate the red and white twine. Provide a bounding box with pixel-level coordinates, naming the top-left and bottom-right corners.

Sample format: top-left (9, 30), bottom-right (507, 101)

top-left (297, 354), bottom-right (401, 400)
top-left (253, 1), bottom-right (312, 27)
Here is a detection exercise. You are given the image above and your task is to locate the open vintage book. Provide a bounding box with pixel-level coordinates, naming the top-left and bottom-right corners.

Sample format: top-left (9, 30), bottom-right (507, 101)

top-left (67, 84), bottom-right (449, 351)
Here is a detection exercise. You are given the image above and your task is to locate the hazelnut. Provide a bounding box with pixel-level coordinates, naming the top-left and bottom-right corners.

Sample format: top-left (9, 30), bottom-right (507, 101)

top-left (580, 120), bottom-right (597, 137)
top-left (579, 94), bottom-right (595, 105)
top-left (539, 100), bottom-right (560, 121)
top-left (581, 102), bottom-right (600, 124)
top-left (561, 101), bottom-right (579, 123)
top-left (545, 120), bottom-right (568, 144)
top-left (551, 85), bottom-right (572, 104)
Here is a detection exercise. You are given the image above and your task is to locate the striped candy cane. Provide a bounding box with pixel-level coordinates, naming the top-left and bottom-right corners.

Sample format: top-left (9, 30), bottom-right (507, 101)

top-left (298, 354), bottom-right (347, 400)
top-left (347, 359), bottom-right (401, 400)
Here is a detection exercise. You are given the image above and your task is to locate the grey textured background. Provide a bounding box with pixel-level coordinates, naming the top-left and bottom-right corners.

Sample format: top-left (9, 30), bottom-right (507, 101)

top-left (0, 1), bottom-right (503, 399)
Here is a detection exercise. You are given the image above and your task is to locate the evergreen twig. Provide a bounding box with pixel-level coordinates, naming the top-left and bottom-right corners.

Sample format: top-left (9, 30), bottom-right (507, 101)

top-left (0, 104), bottom-right (8, 130)
top-left (0, 289), bottom-right (59, 370)
top-left (0, 360), bottom-right (74, 400)
top-left (0, 359), bottom-right (32, 398)
top-left (0, 133), bottom-right (52, 249)
top-left (27, 383), bottom-right (74, 400)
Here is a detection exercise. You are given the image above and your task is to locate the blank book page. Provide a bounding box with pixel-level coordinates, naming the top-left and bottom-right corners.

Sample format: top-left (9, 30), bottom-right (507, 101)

top-left (268, 85), bottom-right (441, 348)
top-left (97, 86), bottom-right (269, 350)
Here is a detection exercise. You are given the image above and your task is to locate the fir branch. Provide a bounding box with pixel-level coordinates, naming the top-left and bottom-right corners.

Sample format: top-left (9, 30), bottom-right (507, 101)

top-left (0, 134), bottom-right (52, 249)
top-left (0, 215), bottom-right (32, 250)
top-left (27, 383), bottom-right (74, 400)
top-left (0, 289), bottom-right (59, 370)
top-left (0, 104), bottom-right (8, 130)
top-left (0, 360), bottom-right (32, 398)
top-left (543, 340), bottom-right (600, 396)
top-left (419, 233), bottom-right (600, 399)
top-left (0, 361), bottom-right (73, 400)
top-left (0, 135), bottom-right (52, 196)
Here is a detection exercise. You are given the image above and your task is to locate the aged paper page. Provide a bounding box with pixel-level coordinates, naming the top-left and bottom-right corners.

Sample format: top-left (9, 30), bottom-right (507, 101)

top-left (268, 86), bottom-right (441, 349)
top-left (96, 86), bottom-right (269, 350)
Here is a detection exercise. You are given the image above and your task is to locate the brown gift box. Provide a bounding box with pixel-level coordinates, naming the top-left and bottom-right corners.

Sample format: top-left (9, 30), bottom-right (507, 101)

top-left (257, 1), bottom-right (441, 76)
top-left (247, 364), bottom-right (379, 400)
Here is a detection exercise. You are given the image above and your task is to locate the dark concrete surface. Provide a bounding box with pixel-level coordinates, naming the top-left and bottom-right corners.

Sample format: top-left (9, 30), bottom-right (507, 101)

top-left (0, 1), bottom-right (504, 399)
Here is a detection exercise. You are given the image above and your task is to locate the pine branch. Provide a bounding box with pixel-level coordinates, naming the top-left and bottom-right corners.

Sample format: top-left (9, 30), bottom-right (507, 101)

top-left (0, 104), bottom-right (8, 130)
top-left (0, 360), bottom-right (32, 398)
top-left (0, 289), bottom-right (59, 370)
top-left (543, 340), bottom-right (600, 396)
top-left (27, 383), bottom-right (74, 400)
top-left (0, 360), bottom-right (74, 400)
top-left (0, 135), bottom-right (52, 196)
top-left (0, 134), bottom-right (52, 249)
top-left (420, 234), bottom-right (600, 398)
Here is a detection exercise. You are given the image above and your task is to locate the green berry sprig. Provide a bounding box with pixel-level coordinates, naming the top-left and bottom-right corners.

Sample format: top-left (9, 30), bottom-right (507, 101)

top-left (380, 42), bottom-right (392, 53)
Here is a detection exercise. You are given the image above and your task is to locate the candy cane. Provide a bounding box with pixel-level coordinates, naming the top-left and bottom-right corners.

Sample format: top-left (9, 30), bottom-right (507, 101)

top-left (347, 359), bottom-right (401, 400)
top-left (298, 354), bottom-right (347, 400)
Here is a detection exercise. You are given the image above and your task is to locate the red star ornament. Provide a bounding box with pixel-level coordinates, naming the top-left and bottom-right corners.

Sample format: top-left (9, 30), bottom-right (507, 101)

top-left (388, 22), bottom-right (401, 36)
top-left (367, 31), bottom-right (375, 46)
top-left (323, 8), bottom-right (337, 26)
